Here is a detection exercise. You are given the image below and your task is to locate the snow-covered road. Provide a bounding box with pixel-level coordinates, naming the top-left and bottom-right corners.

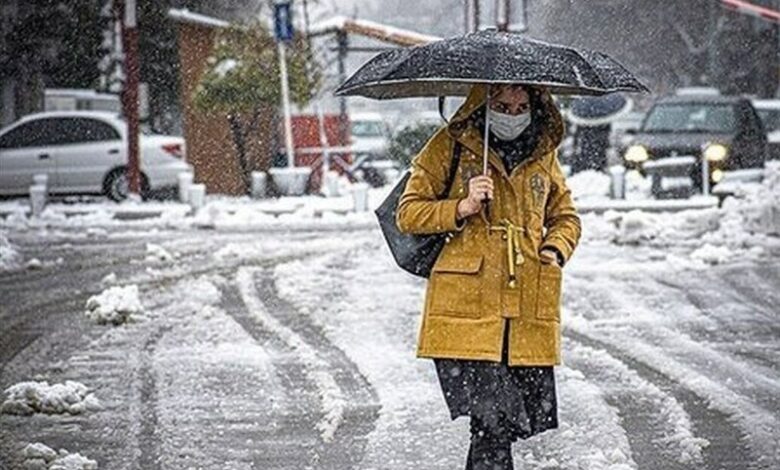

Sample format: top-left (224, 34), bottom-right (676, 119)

top-left (1, 218), bottom-right (778, 469)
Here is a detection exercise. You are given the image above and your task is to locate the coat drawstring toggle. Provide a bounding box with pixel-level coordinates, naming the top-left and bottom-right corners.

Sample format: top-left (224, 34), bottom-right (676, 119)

top-left (489, 219), bottom-right (525, 288)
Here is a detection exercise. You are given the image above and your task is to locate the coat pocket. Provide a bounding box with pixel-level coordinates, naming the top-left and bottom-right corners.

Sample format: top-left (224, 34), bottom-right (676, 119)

top-left (428, 255), bottom-right (484, 317)
top-left (536, 263), bottom-right (562, 321)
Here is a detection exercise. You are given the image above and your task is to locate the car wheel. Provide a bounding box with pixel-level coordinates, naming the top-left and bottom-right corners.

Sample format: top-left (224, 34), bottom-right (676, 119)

top-left (103, 168), bottom-right (149, 202)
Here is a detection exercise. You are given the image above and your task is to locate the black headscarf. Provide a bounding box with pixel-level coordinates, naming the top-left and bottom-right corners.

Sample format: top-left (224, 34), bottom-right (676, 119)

top-left (468, 88), bottom-right (545, 173)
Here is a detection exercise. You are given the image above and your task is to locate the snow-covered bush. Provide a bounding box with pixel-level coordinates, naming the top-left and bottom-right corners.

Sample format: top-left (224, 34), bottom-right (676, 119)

top-left (22, 443), bottom-right (98, 470)
top-left (1, 381), bottom-right (101, 416)
top-left (84, 285), bottom-right (144, 325)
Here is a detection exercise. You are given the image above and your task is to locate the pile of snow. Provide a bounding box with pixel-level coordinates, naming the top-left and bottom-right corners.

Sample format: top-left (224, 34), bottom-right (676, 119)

top-left (690, 243), bottom-right (734, 265)
top-left (568, 170), bottom-right (611, 200)
top-left (84, 285), bottom-right (144, 325)
top-left (22, 443), bottom-right (97, 470)
top-left (579, 162), bottom-right (780, 265)
top-left (0, 231), bottom-right (20, 270)
top-left (100, 272), bottom-right (117, 286)
top-left (145, 243), bottom-right (174, 262)
top-left (720, 161), bottom-right (780, 237)
top-left (25, 258), bottom-right (44, 270)
top-left (1, 381), bottom-right (101, 416)
top-left (615, 210), bottom-right (658, 245)
top-left (585, 208), bottom-right (720, 246)
top-left (624, 169), bottom-right (652, 200)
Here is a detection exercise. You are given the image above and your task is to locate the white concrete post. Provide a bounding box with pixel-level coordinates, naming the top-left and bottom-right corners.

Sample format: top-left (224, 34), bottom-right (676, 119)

top-left (188, 184), bottom-right (206, 210)
top-left (178, 172), bottom-right (193, 203)
top-left (251, 171), bottom-right (268, 199)
top-left (323, 170), bottom-right (340, 197)
top-left (32, 174), bottom-right (49, 188)
top-left (351, 182), bottom-right (369, 212)
top-left (29, 185), bottom-right (47, 217)
top-left (609, 165), bottom-right (626, 200)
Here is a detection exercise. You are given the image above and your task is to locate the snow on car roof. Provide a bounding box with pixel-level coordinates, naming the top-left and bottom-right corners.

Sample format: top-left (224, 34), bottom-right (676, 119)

top-left (350, 112), bottom-right (386, 122)
top-left (657, 94), bottom-right (744, 105)
top-left (17, 110), bottom-right (125, 123)
top-left (750, 99), bottom-right (780, 110)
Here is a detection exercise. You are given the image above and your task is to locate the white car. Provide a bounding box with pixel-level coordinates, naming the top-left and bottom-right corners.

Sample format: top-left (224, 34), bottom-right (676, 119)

top-left (0, 111), bottom-right (191, 200)
top-left (350, 112), bottom-right (391, 159)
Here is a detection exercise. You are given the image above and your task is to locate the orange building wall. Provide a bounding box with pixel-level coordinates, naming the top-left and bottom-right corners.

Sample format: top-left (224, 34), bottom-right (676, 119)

top-left (175, 22), bottom-right (277, 195)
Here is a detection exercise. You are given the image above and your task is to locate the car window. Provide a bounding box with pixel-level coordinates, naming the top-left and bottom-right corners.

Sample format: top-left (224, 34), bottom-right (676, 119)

top-left (642, 103), bottom-right (737, 133)
top-left (0, 117), bottom-right (121, 150)
top-left (58, 118), bottom-right (120, 144)
top-left (351, 121), bottom-right (386, 138)
top-left (0, 119), bottom-right (62, 149)
top-left (756, 109), bottom-right (780, 132)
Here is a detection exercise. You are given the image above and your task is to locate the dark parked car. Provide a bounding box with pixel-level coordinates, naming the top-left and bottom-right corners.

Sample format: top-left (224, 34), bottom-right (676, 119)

top-left (751, 99), bottom-right (780, 160)
top-left (621, 94), bottom-right (766, 195)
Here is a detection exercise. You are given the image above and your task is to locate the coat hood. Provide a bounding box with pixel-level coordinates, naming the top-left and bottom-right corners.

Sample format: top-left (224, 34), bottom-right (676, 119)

top-left (446, 84), bottom-right (565, 161)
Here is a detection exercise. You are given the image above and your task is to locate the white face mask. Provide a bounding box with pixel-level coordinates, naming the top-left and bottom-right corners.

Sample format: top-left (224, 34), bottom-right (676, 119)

top-left (488, 108), bottom-right (531, 141)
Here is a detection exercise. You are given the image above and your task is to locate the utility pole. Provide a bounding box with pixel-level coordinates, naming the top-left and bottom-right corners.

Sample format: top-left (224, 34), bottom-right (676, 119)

top-left (501, 0), bottom-right (511, 31)
top-left (473, 0), bottom-right (480, 32)
top-left (337, 30), bottom-right (349, 144)
top-left (464, 0), bottom-right (478, 33)
top-left (117, 0), bottom-right (141, 196)
top-left (466, 0), bottom-right (523, 33)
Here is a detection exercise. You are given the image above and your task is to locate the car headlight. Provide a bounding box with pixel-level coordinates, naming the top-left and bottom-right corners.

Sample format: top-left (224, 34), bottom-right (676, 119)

top-left (703, 143), bottom-right (728, 162)
top-left (624, 145), bottom-right (649, 163)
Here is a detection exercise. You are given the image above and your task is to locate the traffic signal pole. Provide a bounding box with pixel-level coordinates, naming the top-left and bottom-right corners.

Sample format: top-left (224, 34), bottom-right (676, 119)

top-left (119, 0), bottom-right (141, 196)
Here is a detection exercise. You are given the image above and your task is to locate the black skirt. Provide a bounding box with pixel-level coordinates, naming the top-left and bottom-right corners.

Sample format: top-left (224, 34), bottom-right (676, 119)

top-left (434, 320), bottom-right (558, 442)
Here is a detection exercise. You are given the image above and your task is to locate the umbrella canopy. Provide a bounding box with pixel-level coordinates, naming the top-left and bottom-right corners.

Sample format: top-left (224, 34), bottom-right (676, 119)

top-left (568, 93), bottom-right (634, 127)
top-left (335, 29), bottom-right (649, 99)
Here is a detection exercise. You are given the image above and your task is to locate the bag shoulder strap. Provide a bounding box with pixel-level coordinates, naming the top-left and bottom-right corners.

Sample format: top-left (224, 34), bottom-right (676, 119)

top-left (438, 141), bottom-right (462, 199)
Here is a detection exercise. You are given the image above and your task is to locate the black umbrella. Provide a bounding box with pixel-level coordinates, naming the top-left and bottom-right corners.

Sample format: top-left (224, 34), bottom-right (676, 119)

top-left (568, 93), bottom-right (633, 127)
top-left (334, 29), bottom-right (649, 100)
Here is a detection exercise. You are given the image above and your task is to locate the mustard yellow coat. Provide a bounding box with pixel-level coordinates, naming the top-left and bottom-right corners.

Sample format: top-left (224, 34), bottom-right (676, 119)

top-left (396, 85), bottom-right (581, 366)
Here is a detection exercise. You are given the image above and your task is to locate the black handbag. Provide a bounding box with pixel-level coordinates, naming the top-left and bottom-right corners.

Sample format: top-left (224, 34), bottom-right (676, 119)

top-left (375, 142), bottom-right (463, 278)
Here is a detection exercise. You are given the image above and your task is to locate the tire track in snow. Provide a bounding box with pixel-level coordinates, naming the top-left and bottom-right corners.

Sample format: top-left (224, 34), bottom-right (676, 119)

top-left (137, 324), bottom-right (171, 470)
top-left (237, 266), bottom-right (346, 442)
top-left (563, 337), bottom-right (707, 470)
top-left (563, 273), bottom-right (771, 469)
top-left (628, 275), bottom-right (780, 415)
top-left (236, 265), bottom-right (379, 469)
top-left (217, 281), bottom-right (324, 468)
top-left (652, 274), bottom-right (780, 378)
top-left (564, 329), bottom-right (755, 470)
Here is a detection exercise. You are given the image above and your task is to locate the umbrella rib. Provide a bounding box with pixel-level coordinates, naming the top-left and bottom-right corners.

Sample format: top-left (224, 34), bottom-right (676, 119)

top-left (337, 76), bottom-right (643, 97)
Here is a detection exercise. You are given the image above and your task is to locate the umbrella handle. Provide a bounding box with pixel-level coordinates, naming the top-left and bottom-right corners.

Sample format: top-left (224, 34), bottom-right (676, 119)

top-left (482, 196), bottom-right (491, 221)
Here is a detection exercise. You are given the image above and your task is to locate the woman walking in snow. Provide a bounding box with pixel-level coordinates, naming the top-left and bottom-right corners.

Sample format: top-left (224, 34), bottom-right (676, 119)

top-left (396, 83), bottom-right (581, 470)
